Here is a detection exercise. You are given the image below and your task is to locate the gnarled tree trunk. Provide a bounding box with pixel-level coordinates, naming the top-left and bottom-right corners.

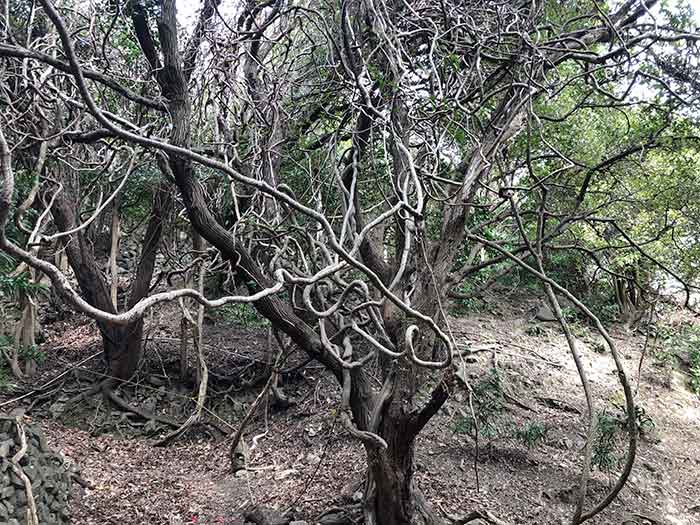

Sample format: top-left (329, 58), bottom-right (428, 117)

top-left (366, 419), bottom-right (416, 524)
top-left (51, 177), bottom-right (171, 381)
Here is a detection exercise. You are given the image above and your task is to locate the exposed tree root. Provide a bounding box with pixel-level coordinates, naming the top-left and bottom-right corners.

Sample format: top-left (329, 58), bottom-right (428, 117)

top-left (414, 487), bottom-right (446, 525)
top-left (439, 504), bottom-right (510, 525)
top-left (154, 327), bottom-right (209, 446)
top-left (0, 350), bottom-right (103, 409)
top-left (317, 504), bottom-right (363, 525)
top-left (103, 385), bottom-right (180, 429)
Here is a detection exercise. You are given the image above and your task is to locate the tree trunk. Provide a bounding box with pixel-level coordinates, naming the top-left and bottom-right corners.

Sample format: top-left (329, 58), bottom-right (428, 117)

top-left (108, 197), bottom-right (121, 309)
top-left (51, 175), bottom-right (171, 382)
top-left (364, 407), bottom-right (445, 525)
top-left (13, 268), bottom-right (39, 377)
top-left (100, 319), bottom-right (144, 381)
top-left (366, 422), bottom-right (415, 525)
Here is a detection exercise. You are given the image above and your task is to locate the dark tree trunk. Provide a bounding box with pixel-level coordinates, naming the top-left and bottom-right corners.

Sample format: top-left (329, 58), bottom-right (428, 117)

top-left (100, 320), bottom-right (144, 381)
top-left (51, 177), bottom-right (171, 381)
top-left (367, 418), bottom-right (416, 525)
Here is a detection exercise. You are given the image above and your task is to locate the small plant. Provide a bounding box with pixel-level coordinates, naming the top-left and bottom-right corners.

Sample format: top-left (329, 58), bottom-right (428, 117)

top-left (217, 303), bottom-right (269, 328)
top-left (515, 421), bottom-right (548, 449)
top-left (654, 322), bottom-right (700, 394)
top-left (569, 321), bottom-right (588, 339)
top-left (18, 344), bottom-right (46, 365)
top-left (592, 303), bottom-right (619, 325)
top-left (592, 411), bottom-right (622, 473)
top-left (525, 324), bottom-right (546, 336)
top-left (450, 280), bottom-right (487, 315)
top-left (590, 340), bottom-right (607, 354)
top-left (453, 368), bottom-right (505, 442)
top-left (632, 405), bottom-right (655, 435)
top-left (561, 306), bottom-right (578, 322)
top-left (591, 402), bottom-right (655, 473)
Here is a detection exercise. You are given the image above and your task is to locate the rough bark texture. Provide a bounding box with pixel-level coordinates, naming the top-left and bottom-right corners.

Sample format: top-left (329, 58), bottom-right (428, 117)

top-left (51, 177), bottom-right (171, 381)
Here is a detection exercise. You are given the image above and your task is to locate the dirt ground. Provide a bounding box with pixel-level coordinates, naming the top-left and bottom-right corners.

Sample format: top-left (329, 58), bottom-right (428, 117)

top-left (2, 295), bottom-right (699, 525)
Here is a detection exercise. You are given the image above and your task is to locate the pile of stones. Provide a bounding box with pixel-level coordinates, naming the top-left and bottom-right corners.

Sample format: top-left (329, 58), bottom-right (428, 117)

top-left (0, 415), bottom-right (72, 525)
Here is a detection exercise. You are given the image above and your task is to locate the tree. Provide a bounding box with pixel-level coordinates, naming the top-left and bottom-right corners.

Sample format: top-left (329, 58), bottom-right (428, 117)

top-left (1, 0), bottom-right (699, 523)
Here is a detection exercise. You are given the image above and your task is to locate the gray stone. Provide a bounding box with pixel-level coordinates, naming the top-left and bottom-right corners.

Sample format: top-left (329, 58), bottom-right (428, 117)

top-left (534, 303), bottom-right (557, 322)
top-left (10, 472), bottom-right (24, 487)
top-left (305, 453), bottom-right (321, 466)
top-left (0, 439), bottom-right (13, 458)
top-left (37, 433), bottom-right (50, 453)
top-left (0, 421), bottom-right (72, 524)
top-left (24, 464), bottom-right (39, 481)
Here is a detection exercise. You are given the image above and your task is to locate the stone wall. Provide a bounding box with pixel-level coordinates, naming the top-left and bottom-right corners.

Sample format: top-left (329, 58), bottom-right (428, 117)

top-left (0, 416), bottom-right (72, 524)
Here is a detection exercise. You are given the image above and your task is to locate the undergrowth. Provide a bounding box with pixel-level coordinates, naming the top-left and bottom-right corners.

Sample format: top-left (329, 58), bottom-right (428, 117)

top-left (215, 303), bottom-right (269, 328)
top-left (591, 401), bottom-right (655, 474)
top-left (453, 368), bottom-right (549, 451)
top-left (654, 321), bottom-right (700, 395)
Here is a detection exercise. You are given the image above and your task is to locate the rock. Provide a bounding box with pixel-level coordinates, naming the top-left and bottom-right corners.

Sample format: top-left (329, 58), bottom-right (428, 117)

top-left (243, 505), bottom-right (289, 525)
top-left (148, 375), bottom-right (167, 387)
top-left (305, 453), bottom-right (321, 466)
top-left (9, 472), bottom-right (24, 487)
top-left (534, 303), bottom-right (557, 322)
top-left (0, 439), bottom-right (13, 458)
top-left (0, 416), bottom-right (72, 524)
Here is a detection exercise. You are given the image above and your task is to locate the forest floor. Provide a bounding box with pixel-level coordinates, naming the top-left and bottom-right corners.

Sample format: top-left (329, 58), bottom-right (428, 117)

top-left (2, 292), bottom-right (699, 525)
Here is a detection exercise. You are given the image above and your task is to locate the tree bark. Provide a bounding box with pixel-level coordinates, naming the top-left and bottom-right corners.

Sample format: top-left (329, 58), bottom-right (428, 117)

top-left (51, 175), bottom-right (171, 381)
top-left (366, 422), bottom-right (416, 525)
top-left (108, 197), bottom-right (121, 309)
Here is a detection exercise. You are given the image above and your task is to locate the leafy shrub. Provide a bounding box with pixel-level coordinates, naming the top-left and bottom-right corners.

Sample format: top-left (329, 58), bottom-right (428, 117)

top-left (18, 344), bottom-right (46, 365)
top-left (655, 321), bottom-right (700, 394)
top-left (0, 271), bottom-right (47, 301)
top-left (525, 324), bottom-right (546, 336)
top-left (590, 340), bottom-right (607, 354)
top-left (453, 369), bottom-right (548, 451)
top-left (453, 369), bottom-right (505, 441)
top-left (216, 303), bottom-right (269, 328)
top-left (592, 411), bottom-right (622, 473)
top-left (515, 422), bottom-right (548, 449)
top-left (591, 403), bottom-right (655, 473)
